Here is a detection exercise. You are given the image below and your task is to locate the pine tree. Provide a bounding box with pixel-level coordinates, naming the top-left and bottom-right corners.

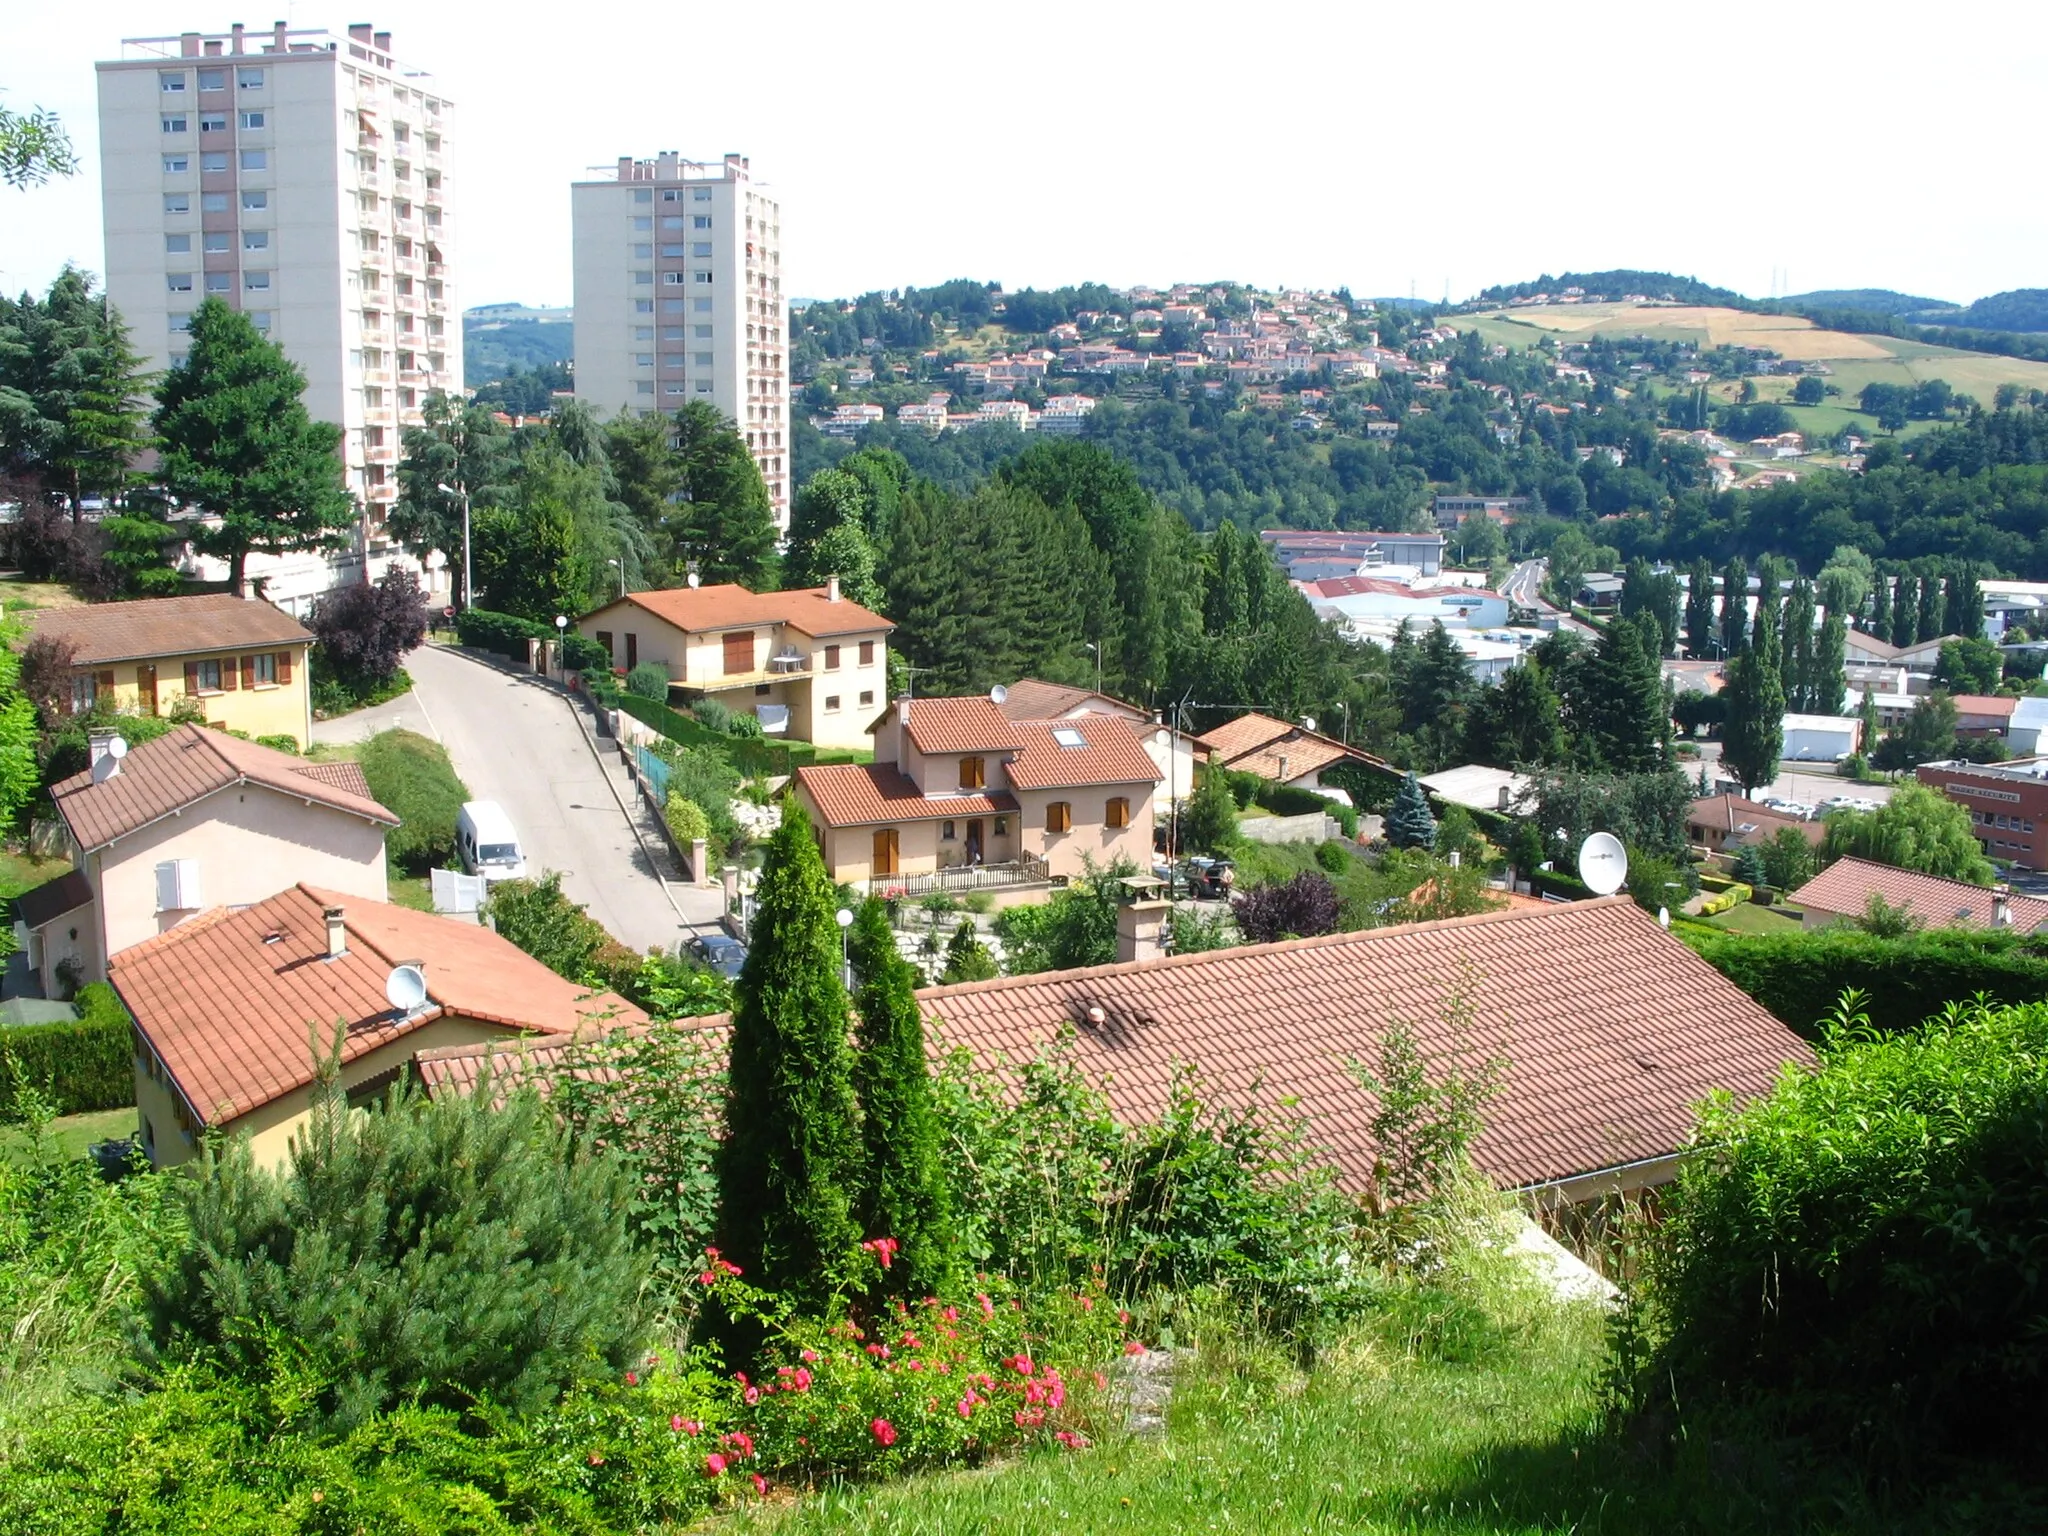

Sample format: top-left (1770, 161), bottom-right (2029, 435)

top-left (1464, 661), bottom-right (1564, 768)
top-left (154, 299), bottom-right (354, 596)
top-left (1719, 557), bottom-right (1749, 657)
top-left (847, 898), bottom-right (956, 1295)
top-left (1587, 614), bottom-right (1666, 773)
top-left (1387, 770), bottom-right (1437, 849)
top-left (1181, 753), bottom-right (1240, 855)
top-left (1682, 558), bottom-right (1716, 659)
top-left (716, 805), bottom-right (863, 1316)
top-left (671, 400), bottom-right (775, 587)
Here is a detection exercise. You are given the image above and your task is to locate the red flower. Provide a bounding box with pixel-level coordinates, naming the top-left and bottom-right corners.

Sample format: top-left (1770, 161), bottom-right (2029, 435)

top-left (723, 1430), bottom-right (756, 1458)
top-left (624, 1371), bottom-right (638, 1387)
top-left (751, 1473), bottom-right (769, 1497)
top-left (870, 1418), bottom-right (898, 1447)
top-left (588, 1451), bottom-right (605, 1466)
top-left (703, 1453), bottom-right (727, 1477)
top-left (801, 1348), bottom-right (819, 1364)
top-left (744, 1385), bottom-right (760, 1405)
top-left (1055, 1430), bottom-right (1088, 1450)
top-left (956, 1396), bottom-right (977, 1418)
top-left (1124, 1340), bottom-right (1147, 1356)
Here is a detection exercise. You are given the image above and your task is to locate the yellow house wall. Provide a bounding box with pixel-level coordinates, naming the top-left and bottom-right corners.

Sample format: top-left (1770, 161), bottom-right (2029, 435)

top-left (1013, 782), bottom-right (1157, 880)
top-left (77, 642), bottom-right (313, 748)
top-left (94, 788), bottom-right (388, 982)
top-left (808, 809), bottom-right (942, 886)
top-left (137, 1014), bottom-right (526, 1170)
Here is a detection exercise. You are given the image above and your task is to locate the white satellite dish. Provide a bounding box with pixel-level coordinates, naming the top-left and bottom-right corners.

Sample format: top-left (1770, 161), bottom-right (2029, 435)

top-left (989, 684), bottom-right (1008, 705)
top-left (1577, 832), bottom-right (1629, 897)
top-left (384, 963), bottom-right (429, 1014)
top-left (107, 737), bottom-right (128, 760)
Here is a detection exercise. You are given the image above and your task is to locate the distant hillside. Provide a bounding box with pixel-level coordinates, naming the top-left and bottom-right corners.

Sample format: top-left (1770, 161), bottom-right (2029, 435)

top-left (1948, 289), bottom-right (2048, 334)
top-left (1786, 288), bottom-right (1957, 316)
top-left (1472, 270), bottom-right (1749, 307)
top-left (464, 305), bottom-right (573, 387)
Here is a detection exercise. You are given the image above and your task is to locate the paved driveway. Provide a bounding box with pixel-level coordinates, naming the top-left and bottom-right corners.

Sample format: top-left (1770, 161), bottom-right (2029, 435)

top-left (317, 645), bottom-right (696, 956)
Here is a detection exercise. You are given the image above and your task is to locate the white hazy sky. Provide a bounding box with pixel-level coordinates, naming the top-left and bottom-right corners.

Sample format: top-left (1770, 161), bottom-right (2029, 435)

top-left (5, 0), bottom-right (2044, 310)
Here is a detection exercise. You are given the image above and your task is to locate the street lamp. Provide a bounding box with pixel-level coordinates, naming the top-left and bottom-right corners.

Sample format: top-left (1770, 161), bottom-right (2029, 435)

top-left (1083, 641), bottom-right (1101, 692)
top-left (835, 907), bottom-right (855, 988)
top-left (607, 558), bottom-right (626, 600)
top-left (436, 481), bottom-right (472, 612)
top-left (554, 614), bottom-right (568, 688)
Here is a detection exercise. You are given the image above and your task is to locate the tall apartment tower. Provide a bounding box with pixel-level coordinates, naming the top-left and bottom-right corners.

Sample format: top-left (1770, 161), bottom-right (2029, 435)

top-left (96, 22), bottom-right (460, 577)
top-left (572, 153), bottom-right (789, 530)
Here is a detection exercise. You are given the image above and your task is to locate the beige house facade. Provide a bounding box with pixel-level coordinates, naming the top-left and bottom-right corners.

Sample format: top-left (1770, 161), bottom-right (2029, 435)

top-left (577, 580), bottom-right (891, 750)
top-left (792, 695), bottom-right (1159, 889)
top-left (24, 724), bottom-right (393, 996)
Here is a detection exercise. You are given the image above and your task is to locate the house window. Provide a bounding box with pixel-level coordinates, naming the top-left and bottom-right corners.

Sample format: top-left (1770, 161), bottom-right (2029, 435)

top-left (693, 188), bottom-right (711, 201)
top-left (197, 69), bottom-right (226, 91)
top-left (244, 272), bottom-right (271, 291)
top-left (824, 695), bottom-right (842, 713)
top-left (755, 684), bottom-right (771, 696)
top-left (722, 630), bottom-right (754, 675)
top-left (161, 114), bottom-right (189, 134)
top-left (959, 756), bottom-right (985, 790)
top-left (243, 230), bottom-right (269, 251)
top-left (154, 858), bottom-right (203, 913)
top-left (160, 72), bottom-right (187, 93)
top-left (194, 659), bottom-right (223, 693)
top-left (941, 821), bottom-right (957, 841)
top-left (693, 298), bottom-right (712, 312)
top-left (693, 215), bottom-right (711, 229)
top-left (690, 242), bottom-right (712, 258)
top-left (823, 644), bottom-right (840, 670)
top-left (633, 188), bottom-right (652, 203)
top-left (693, 271), bottom-right (713, 284)
top-left (167, 273), bottom-right (193, 293)
top-left (204, 273), bottom-right (231, 293)
top-left (858, 640), bottom-right (875, 666)
top-left (237, 68), bottom-right (264, 89)
top-left (663, 272), bottom-right (685, 285)
top-left (164, 194), bottom-right (191, 214)
top-left (662, 188), bottom-right (681, 202)
top-left (241, 189), bottom-right (267, 210)
top-left (69, 674), bottom-right (96, 714)
top-left (859, 690), bottom-right (874, 708)
top-left (993, 816), bottom-right (1008, 836)
top-left (202, 191), bottom-right (228, 211)
top-left (1046, 801), bottom-right (1072, 834)
top-left (204, 231), bottom-right (230, 252)
top-left (198, 114), bottom-right (227, 133)
top-left (239, 149), bottom-right (267, 171)
top-left (252, 652), bottom-right (277, 687)
top-left (239, 110), bottom-right (265, 129)
top-left (200, 151), bottom-right (227, 172)
top-left (1106, 796), bottom-right (1131, 829)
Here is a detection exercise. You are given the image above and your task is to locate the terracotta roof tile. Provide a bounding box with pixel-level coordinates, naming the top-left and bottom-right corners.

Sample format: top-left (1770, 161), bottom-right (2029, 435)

top-left (587, 584), bottom-right (892, 639)
top-left (1197, 712), bottom-right (1389, 782)
top-left (112, 883), bottom-right (645, 1128)
top-left (994, 678), bottom-right (1142, 722)
top-left (915, 899), bottom-right (1812, 1193)
top-left (416, 1017), bottom-right (727, 1108)
top-left (794, 762), bottom-right (1016, 828)
top-left (1686, 794), bottom-right (1824, 848)
top-left (25, 593), bottom-right (311, 666)
top-left (1790, 856), bottom-right (2048, 931)
top-left (51, 724), bottom-right (396, 852)
top-left (1003, 717), bottom-right (1161, 791)
top-left (1197, 712), bottom-right (1294, 762)
top-left (900, 696), bottom-right (1023, 755)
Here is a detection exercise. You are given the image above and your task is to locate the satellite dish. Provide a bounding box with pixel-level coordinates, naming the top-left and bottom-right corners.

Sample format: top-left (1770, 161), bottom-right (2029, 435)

top-left (989, 684), bottom-right (1008, 705)
top-left (1300, 716), bottom-right (1317, 733)
top-left (107, 737), bottom-right (128, 760)
top-left (384, 964), bottom-right (429, 1013)
top-left (1577, 832), bottom-right (1628, 897)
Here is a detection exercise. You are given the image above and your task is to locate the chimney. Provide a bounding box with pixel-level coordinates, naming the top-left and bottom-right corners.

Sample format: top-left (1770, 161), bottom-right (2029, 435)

top-left (180, 31), bottom-right (201, 55)
top-left (825, 573), bottom-right (840, 602)
top-left (270, 19), bottom-right (287, 52)
top-left (374, 30), bottom-right (391, 54)
top-left (1498, 783), bottom-right (1512, 812)
top-left (1116, 899), bottom-right (1170, 965)
top-left (1277, 753), bottom-right (1289, 784)
top-left (323, 904), bottom-right (347, 959)
top-left (348, 23), bottom-right (374, 43)
top-left (1993, 885), bottom-right (2013, 929)
top-left (231, 22), bottom-right (245, 53)
top-left (88, 730), bottom-right (124, 782)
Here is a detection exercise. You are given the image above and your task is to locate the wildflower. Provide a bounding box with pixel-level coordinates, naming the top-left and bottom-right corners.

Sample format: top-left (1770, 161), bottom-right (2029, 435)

top-left (870, 1418), bottom-right (898, 1447)
top-left (703, 1453), bottom-right (727, 1477)
top-left (1014, 1408), bottom-right (1045, 1429)
top-left (901, 1332), bottom-right (920, 1349)
top-left (957, 1396), bottom-right (977, 1418)
top-left (1078, 1295), bottom-right (1094, 1311)
top-left (735, 1371), bottom-right (750, 1387)
top-left (942, 1306), bottom-right (960, 1322)
top-left (1056, 1430), bottom-right (1089, 1450)
top-left (723, 1430), bottom-right (755, 1458)
top-left (936, 1361), bottom-right (952, 1375)
top-left (1006, 1354), bottom-right (1035, 1376)
top-left (1092, 1371), bottom-right (1108, 1391)
top-left (787, 1367), bottom-right (812, 1392)
top-left (907, 1358), bottom-right (923, 1371)
top-left (751, 1473), bottom-right (769, 1497)
top-left (1124, 1340), bottom-right (1147, 1356)
top-left (978, 1294), bottom-right (995, 1319)
top-left (624, 1371), bottom-right (639, 1387)
top-left (744, 1385), bottom-right (760, 1406)
top-left (801, 1348), bottom-right (819, 1364)
top-left (1118, 1310), bottom-right (1132, 1327)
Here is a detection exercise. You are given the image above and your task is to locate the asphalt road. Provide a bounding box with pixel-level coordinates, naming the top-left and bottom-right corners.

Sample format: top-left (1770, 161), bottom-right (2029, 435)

top-left (314, 644), bottom-right (694, 956)
top-left (1505, 558), bottom-right (1597, 636)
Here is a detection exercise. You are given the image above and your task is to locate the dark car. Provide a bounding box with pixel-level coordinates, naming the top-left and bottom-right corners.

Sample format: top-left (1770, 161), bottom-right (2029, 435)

top-left (688, 933), bottom-right (749, 979)
top-left (1184, 856), bottom-right (1236, 900)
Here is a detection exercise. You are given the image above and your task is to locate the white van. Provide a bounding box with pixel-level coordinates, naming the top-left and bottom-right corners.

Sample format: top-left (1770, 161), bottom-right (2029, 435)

top-left (456, 801), bottom-right (527, 883)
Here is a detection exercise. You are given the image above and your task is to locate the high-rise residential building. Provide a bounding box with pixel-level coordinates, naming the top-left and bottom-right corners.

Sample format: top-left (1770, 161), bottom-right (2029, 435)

top-left (572, 153), bottom-right (789, 530)
top-left (96, 22), bottom-right (459, 602)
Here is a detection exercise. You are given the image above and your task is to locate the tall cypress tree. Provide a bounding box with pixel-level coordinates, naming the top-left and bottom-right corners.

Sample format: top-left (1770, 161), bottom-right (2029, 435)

top-left (1719, 557), bottom-right (1749, 657)
top-left (1869, 569), bottom-right (1891, 639)
top-left (1916, 575), bottom-right (1943, 644)
top-left (1890, 575), bottom-right (1917, 648)
top-left (716, 805), bottom-right (862, 1316)
top-left (1780, 580), bottom-right (1816, 710)
top-left (1682, 558), bottom-right (1716, 659)
top-left (848, 897), bottom-right (955, 1295)
top-left (1812, 613), bottom-right (1848, 716)
top-left (1724, 591), bottom-right (1786, 792)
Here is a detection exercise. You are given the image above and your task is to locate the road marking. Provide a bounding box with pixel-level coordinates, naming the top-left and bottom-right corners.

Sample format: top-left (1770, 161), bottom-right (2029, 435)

top-left (408, 684), bottom-right (442, 744)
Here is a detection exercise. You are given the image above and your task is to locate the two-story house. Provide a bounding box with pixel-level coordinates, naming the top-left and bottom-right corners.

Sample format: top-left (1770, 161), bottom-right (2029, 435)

top-left (791, 694), bottom-right (1160, 888)
top-left (575, 578), bottom-right (891, 750)
top-left (24, 593), bottom-right (316, 748)
top-left (20, 724), bottom-right (396, 997)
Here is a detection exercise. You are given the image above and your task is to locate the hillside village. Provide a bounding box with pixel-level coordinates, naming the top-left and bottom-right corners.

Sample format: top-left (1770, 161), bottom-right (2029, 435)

top-left (1, 14), bottom-right (2048, 1535)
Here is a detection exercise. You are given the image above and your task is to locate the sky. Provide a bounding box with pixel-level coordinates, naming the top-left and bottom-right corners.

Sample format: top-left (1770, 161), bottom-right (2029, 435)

top-left (5, 0), bottom-right (2045, 311)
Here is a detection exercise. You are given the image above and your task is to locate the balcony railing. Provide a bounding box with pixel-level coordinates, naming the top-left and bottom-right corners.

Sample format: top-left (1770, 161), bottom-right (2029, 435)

top-left (873, 858), bottom-right (1050, 899)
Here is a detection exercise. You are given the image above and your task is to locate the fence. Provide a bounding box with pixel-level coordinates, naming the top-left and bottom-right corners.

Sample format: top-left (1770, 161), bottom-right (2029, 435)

top-left (880, 858), bottom-right (1050, 899)
top-left (614, 694), bottom-right (801, 777)
top-left (636, 744), bottom-right (672, 803)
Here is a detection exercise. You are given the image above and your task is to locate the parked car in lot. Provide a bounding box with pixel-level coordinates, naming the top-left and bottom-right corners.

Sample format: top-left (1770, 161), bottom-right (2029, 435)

top-left (687, 932), bottom-right (749, 979)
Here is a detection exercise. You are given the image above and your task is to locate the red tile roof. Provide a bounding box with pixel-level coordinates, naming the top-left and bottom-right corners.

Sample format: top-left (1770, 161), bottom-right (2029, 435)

top-left (25, 593), bottom-right (311, 665)
top-left (993, 678), bottom-right (1145, 723)
top-left (899, 696), bottom-right (1023, 755)
top-left (1951, 694), bottom-right (2018, 719)
top-left (51, 724), bottom-right (396, 852)
top-left (793, 763), bottom-right (1016, 829)
top-left (112, 883), bottom-right (645, 1128)
top-left (1004, 716), bottom-right (1162, 791)
top-left (1790, 856), bottom-right (2048, 931)
top-left (589, 584), bottom-right (892, 639)
top-left (1196, 712), bottom-right (1294, 762)
top-left (415, 1017), bottom-right (726, 1108)
top-left (919, 899), bottom-right (1811, 1193)
top-left (1686, 794), bottom-right (1824, 848)
top-left (1197, 712), bottom-right (1387, 783)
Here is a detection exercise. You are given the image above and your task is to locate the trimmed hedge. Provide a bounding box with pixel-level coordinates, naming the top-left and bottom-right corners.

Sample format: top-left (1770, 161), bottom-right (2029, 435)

top-left (558, 633), bottom-right (609, 673)
top-left (454, 608), bottom-right (549, 659)
top-left (360, 729), bottom-right (469, 873)
top-left (1222, 769), bottom-right (1361, 839)
top-left (1684, 927), bottom-right (2048, 1039)
top-left (1696, 882), bottom-right (1751, 917)
top-left (615, 693), bottom-right (804, 778)
top-left (0, 984), bottom-right (134, 1113)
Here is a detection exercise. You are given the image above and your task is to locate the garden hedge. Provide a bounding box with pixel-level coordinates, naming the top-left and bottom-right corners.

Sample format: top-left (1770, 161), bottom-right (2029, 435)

top-left (1683, 927), bottom-right (2048, 1039)
top-left (359, 729), bottom-right (469, 873)
top-left (0, 985), bottom-right (134, 1113)
top-left (454, 608), bottom-right (550, 659)
top-left (615, 694), bottom-right (805, 778)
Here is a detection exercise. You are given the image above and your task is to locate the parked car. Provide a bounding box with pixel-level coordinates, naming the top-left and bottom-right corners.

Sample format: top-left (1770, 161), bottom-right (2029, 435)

top-left (456, 800), bottom-right (527, 882)
top-left (1184, 856), bottom-right (1237, 900)
top-left (688, 932), bottom-right (748, 979)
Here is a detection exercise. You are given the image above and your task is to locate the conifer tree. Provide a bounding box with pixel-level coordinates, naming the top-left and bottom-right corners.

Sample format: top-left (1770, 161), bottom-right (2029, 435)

top-left (1916, 575), bottom-right (1943, 644)
top-left (1890, 575), bottom-right (1918, 648)
top-left (1947, 565), bottom-right (1985, 640)
top-left (1387, 770), bottom-right (1437, 850)
top-left (848, 898), bottom-right (956, 1294)
top-left (1780, 580), bottom-right (1815, 710)
top-left (1869, 569), bottom-right (1891, 638)
top-left (1812, 613), bottom-right (1848, 716)
top-left (153, 298), bottom-right (354, 596)
top-left (1586, 613), bottom-right (1666, 772)
top-left (1181, 753), bottom-right (1240, 855)
top-left (670, 399), bottom-right (776, 587)
top-left (1719, 557), bottom-right (1749, 657)
top-left (1723, 596), bottom-right (1786, 793)
top-left (1682, 558), bottom-right (1716, 659)
top-left (716, 804), bottom-right (863, 1315)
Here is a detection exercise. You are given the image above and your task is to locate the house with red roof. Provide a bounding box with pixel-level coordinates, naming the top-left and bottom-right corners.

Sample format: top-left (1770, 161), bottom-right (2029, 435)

top-left (574, 578), bottom-right (892, 749)
top-left (790, 694), bottom-right (1160, 892)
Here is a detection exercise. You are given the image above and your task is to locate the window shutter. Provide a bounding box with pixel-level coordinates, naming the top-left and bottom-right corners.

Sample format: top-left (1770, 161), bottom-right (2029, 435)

top-left (276, 649), bottom-right (293, 684)
top-left (240, 654), bottom-right (256, 689)
top-left (176, 859), bottom-right (202, 910)
top-left (219, 656), bottom-right (238, 691)
top-left (183, 661), bottom-right (199, 694)
top-left (97, 669), bottom-right (116, 696)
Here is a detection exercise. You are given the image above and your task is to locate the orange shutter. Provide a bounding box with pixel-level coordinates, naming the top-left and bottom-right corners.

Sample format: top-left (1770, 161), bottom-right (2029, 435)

top-left (276, 649), bottom-right (293, 684)
top-left (240, 655), bottom-right (256, 690)
top-left (220, 656), bottom-right (238, 691)
top-left (184, 661), bottom-right (199, 694)
top-left (96, 669), bottom-right (116, 696)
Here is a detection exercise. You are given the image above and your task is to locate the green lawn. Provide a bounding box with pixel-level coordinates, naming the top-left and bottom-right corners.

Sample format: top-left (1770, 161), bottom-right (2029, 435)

top-left (1700, 900), bottom-right (1806, 935)
top-left (0, 850), bottom-right (71, 903)
top-left (0, 1107), bottom-right (135, 1167)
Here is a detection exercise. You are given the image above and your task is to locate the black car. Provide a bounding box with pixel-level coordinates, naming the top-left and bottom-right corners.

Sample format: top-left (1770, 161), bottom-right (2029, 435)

top-left (688, 933), bottom-right (749, 979)
top-left (1184, 856), bottom-right (1236, 900)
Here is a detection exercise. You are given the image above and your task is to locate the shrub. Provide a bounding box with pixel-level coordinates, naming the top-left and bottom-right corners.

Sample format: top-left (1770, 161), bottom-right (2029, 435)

top-left (1648, 995), bottom-right (2048, 1467)
top-left (665, 793), bottom-right (709, 847)
top-left (626, 663), bottom-right (671, 701)
top-left (138, 1070), bottom-right (651, 1428)
top-left (0, 1004), bottom-right (133, 1115)
top-left (1180, 760), bottom-right (1238, 855)
top-left (253, 733), bottom-right (300, 754)
top-left (310, 651), bottom-right (413, 718)
top-left (1315, 838), bottom-right (1352, 875)
top-left (454, 606), bottom-right (548, 658)
top-left (1166, 905), bottom-right (1234, 954)
top-left (357, 728), bottom-right (466, 873)
top-left (309, 568), bottom-right (428, 688)
top-left (651, 741), bottom-right (744, 852)
top-left (992, 859), bottom-right (1128, 974)
top-left (725, 710), bottom-right (763, 739)
top-left (38, 707), bottom-right (182, 788)
top-left (558, 631), bottom-right (609, 673)
top-left (1684, 927), bottom-right (2048, 1039)
top-left (485, 872), bottom-right (646, 1006)
top-left (939, 919), bottom-right (999, 984)
top-left (1232, 871), bottom-right (1341, 945)
top-left (1697, 882), bottom-right (1752, 917)
top-left (694, 695), bottom-right (734, 732)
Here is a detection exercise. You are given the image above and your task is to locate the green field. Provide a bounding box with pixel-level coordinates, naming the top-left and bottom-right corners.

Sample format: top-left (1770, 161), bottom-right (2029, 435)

top-left (1699, 900), bottom-right (1806, 935)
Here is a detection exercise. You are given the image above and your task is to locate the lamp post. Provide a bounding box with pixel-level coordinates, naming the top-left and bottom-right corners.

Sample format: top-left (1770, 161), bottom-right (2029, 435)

top-left (436, 481), bottom-right (471, 612)
top-left (835, 906), bottom-right (855, 989)
top-left (1084, 641), bottom-right (1101, 693)
top-left (608, 558), bottom-right (625, 600)
top-left (554, 614), bottom-right (568, 688)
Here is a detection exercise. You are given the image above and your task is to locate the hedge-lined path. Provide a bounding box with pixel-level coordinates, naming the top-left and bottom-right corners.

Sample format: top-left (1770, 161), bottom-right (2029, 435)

top-left (321, 644), bottom-right (694, 956)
